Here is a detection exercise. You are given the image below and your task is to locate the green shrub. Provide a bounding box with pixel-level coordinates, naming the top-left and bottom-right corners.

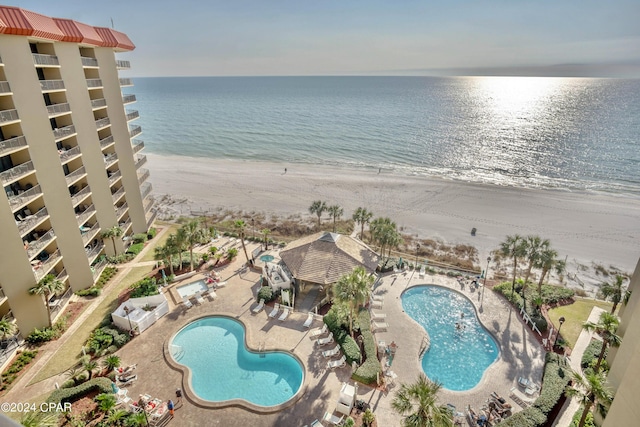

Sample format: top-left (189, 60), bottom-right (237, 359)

top-left (75, 287), bottom-right (100, 297)
top-left (85, 327), bottom-right (130, 355)
top-left (46, 377), bottom-right (113, 404)
top-left (129, 277), bottom-right (158, 298)
top-left (570, 406), bottom-right (596, 427)
top-left (132, 233), bottom-right (148, 244)
top-left (106, 253), bottom-right (135, 264)
top-left (353, 311), bottom-right (381, 384)
top-left (126, 242), bottom-right (144, 255)
top-left (581, 340), bottom-right (604, 370)
top-left (26, 327), bottom-right (58, 344)
top-left (496, 407), bottom-right (546, 427)
top-left (147, 227), bottom-right (157, 239)
top-left (60, 379), bottom-right (75, 389)
top-left (533, 353), bottom-right (571, 414)
top-left (257, 286), bottom-right (275, 303)
top-left (341, 335), bottom-right (361, 364)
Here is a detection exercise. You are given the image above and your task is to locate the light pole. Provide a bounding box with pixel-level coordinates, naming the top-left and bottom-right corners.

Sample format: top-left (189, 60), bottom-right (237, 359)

top-left (553, 316), bottom-right (566, 349)
top-left (481, 256), bottom-right (490, 304)
top-left (251, 218), bottom-right (255, 240)
top-left (415, 243), bottom-right (420, 270)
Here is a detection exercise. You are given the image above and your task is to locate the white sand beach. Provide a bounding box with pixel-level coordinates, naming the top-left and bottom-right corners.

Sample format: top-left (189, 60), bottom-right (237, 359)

top-left (146, 153), bottom-right (640, 281)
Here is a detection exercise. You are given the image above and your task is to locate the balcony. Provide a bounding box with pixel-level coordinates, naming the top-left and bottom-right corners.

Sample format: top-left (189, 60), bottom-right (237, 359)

top-left (81, 222), bottom-right (101, 246)
top-left (92, 258), bottom-right (108, 282)
top-left (125, 110), bottom-right (139, 122)
top-left (111, 186), bottom-right (125, 203)
top-left (86, 243), bottom-right (105, 264)
top-left (40, 79), bottom-right (65, 92)
top-left (104, 153), bottom-right (118, 169)
top-left (137, 168), bottom-right (150, 185)
top-left (95, 117), bottom-right (110, 130)
top-left (17, 206), bottom-right (49, 237)
top-left (99, 135), bottom-right (115, 150)
top-left (108, 170), bottom-right (122, 186)
top-left (32, 53), bottom-right (59, 66)
top-left (115, 202), bottom-right (128, 220)
top-left (140, 182), bottom-right (153, 200)
top-left (116, 60), bottom-right (131, 70)
top-left (121, 218), bottom-right (132, 233)
top-left (65, 166), bottom-right (86, 187)
top-left (0, 109), bottom-right (19, 125)
top-left (8, 184), bottom-right (42, 211)
top-left (0, 81), bottom-right (11, 95)
top-left (76, 204), bottom-right (96, 226)
top-left (34, 249), bottom-right (62, 282)
top-left (122, 94), bottom-right (136, 104)
top-left (119, 78), bottom-right (133, 87)
top-left (49, 287), bottom-right (72, 323)
top-left (0, 286), bottom-right (6, 306)
top-left (91, 98), bottom-right (107, 110)
top-left (129, 125), bottom-right (142, 138)
top-left (0, 160), bottom-right (35, 186)
top-left (46, 103), bottom-right (71, 117)
top-left (146, 210), bottom-right (157, 229)
top-left (70, 185), bottom-right (91, 207)
top-left (132, 140), bottom-right (145, 154)
top-left (134, 154), bottom-right (147, 169)
top-left (143, 198), bottom-right (154, 213)
top-left (0, 135), bottom-right (28, 157)
top-left (26, 229), bottom-right (56, 260)
top-left (86, 79), bottom-right (103, 89)
top-left (59, 145), bottom-right (82, 164)
top-left (81, 57), bottom-right (98, 67)
top-left (56, 268), bottom-right (69, 283)
top-left (53, 124), bottom-right (76, 141)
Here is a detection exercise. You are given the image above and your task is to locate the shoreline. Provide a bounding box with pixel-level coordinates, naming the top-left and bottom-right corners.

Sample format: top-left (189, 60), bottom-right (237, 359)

top-left (145, 152), bottom-right (640, 280)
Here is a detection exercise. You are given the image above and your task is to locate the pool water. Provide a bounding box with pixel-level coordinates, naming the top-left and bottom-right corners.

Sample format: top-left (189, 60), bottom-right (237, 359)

top-left (176, 279), bottom-right (207, 299)
top-left (170, 316), bottom-right (304, 406)
top-left (402, 286), bottom-right (499, 391)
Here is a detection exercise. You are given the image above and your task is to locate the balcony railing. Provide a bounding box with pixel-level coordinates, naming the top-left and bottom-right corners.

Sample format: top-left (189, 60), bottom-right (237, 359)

top-left (0, 160), bottom-right (34, 186)
top-left (81, 57), bottom-right (98, 67)
top-left (40, 80), bottom-right (65, 91)
top-left (70, 185), bottom-right (91, 207)
top-left (92, 258), bottom-right (109, 281)
top-left (104, 153), bottom-right (118, 168)
top-left (116, 202), bottom-right (128, 220)
top-left (0, 136), bottom-right (28, 157)
top-left (76, 204), bottom-right (96, 226)
top-left (146, 210), bottom-right (157, 229)
top-left (0, 81), bottom-right (11, 94)
top-left (86, 79), bottom-right (103, 88)
top-left (56, 268), bottom-right (69, 283)
top-left (81, 222), bottom-right (101, 246)
top-left (119, 78), bottom-right (133, 86)
top-left (132, 140), bottom-right (145, 154)
top-left (59, 145), bottom-right (81, 163)
top-left (111, 186), bottom-right (125, 202)
top-left (121, 218), bottom-right (132, 233)
top-left (53, 124), bottom-right (76, 141)
top-left (0, 109), bottom-right (19, 124)
top-left (50, 287), bottom-right (72, 322)
top-left (34, 249), bottom-right (62, 282)
top-left (125, 110), bottom-right (139, 121)
top-left (91, 98), bottom-right (107, 109)
top-left (17, 206), bottom-right (49, 236)
top-left (143, 198), bottom-right (154, 213)
top-left (65, 166), bottom-right (86, 186)
top-left (32, 53), bottom-right (59, 66)
top-left (140, 182), bottom-right (153, 200)
top-left (0, 286), bottom-right (5, 300)
top-left (86, 243), bottom-right (105, 264)
top-left (137, 168), bottom-right (150, 185)
top-left (26, 229), bottom-right (56, 260)
top-left (129, 125), bottom-right (142, 138)
top-left (46, 103), bottom-right (71, 116)
top-left (99, 135), bottom-right (115, 149)
top-left (122, 94), bottom-right (136, 104)
top-left (95, 117), bottom-right (111, 129)
top-left (8, 184), bottom-right (42, 210)
top-left (116, 60), bottom-right (131, 69)
top-left (135, 154), bottom-right (147, 169)
top-left (108, 170), bottom-right (122, 186)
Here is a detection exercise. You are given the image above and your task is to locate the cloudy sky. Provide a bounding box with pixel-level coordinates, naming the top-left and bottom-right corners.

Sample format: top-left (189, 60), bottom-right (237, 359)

top-left (11, 0), bottom-right (640, 77)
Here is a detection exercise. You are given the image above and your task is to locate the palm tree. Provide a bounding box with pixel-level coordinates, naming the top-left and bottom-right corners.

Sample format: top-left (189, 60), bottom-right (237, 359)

top-left (226, 247), bottom-right (238, 262)
top-left (522, 235), bottom-right (549, 285)
top-left (29, 274), bottom-right (66, 327)
top-left (352, 207), bottom-right (373, 240)
top-left (164, 234), bottom-right (180, 275)
top-left (0, 315), bottom-right (16, 340)
top-left (83, 359), bottom-right (98, 380)
top-left (20, 411), bottom-right (59, 427)
top-left (392, 374), bottom-right (454, 427)
top-left (101, 225), bottom-right (123, 255)
top-left (309, 200), bottom-right (327, 227)
top-left (499, 234), bottom-right (527, 294)
top-left (332, 266), bottom-right (375, 337)
top-left (601, 275), bottom-right (627, 314)
top-left (234, 219), bottom-right (251, 265)
top-left (95, 392), bottom-right (117, 414)
top-left (261, 228), bottom-right (271, 250)
top-left (565, 370), bottom-right (612, 427)
top-left (327, 205), bottom-right (344, 233)
top-left (125, 412), bottom-right (148, 427)
top-left (174, 228), bottom-right (188, 270)
top-left (582, 312), bottom-right (622, 372)
top-left (370, 217), bottom-right (400, 264)
top-left (534, 246), bottom-right (560, 296)
top-left (154, 244), bottom-right (172, 275)
top-left (103, 355), bottom-right (121, 372)
top-left (180, 220), bottom-right (205, 271)
top-left (65, 366), bottom-right (84, 386)
top-left (106, 409), bottom-right (129, 426)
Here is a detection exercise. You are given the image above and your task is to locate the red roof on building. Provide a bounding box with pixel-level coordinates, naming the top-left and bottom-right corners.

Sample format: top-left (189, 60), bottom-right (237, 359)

top-left (94, 27), bottom-right (135, 51)
top-left (54, 18), bottom-right (103, 45)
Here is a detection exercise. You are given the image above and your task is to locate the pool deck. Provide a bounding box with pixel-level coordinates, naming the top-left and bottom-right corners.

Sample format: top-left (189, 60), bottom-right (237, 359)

top-left (115, 254), bottom-right (545, 426)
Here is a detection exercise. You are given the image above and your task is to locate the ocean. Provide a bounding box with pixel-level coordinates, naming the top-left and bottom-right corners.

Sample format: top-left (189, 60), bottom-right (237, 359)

top-left (128, 76), bottom-right (640, 195)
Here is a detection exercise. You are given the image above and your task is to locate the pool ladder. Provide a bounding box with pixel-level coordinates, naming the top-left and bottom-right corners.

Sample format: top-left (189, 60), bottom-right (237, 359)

top-left (418, 333), bottom-right (431, 360)
top-left (170, 344), bottom-right (185, 361)
top-left (258, 341), bottom-right (266, 358)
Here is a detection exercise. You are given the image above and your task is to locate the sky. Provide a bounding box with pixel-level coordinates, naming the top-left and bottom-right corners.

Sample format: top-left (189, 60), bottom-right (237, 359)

top-left (9, 0), bottom-right (640, 77)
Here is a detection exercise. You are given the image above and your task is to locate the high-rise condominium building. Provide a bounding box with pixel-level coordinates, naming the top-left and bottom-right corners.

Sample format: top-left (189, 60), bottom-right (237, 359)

top-left (0, 6), bottom-right (154, 340)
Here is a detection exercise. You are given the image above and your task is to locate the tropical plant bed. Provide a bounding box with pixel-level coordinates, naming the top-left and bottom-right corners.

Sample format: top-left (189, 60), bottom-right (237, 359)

top-left (0, 350), bottom-right (39, 395)
top-left (63, 389), bottom-right (100, 423)
top-left (349, 410), bottom-right (378, 427)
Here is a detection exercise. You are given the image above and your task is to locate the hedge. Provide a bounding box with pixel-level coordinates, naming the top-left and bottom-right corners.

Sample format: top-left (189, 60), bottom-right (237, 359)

top-left (496, 406), bottom-right (546, 427)
top-left (257, 286), bottom-right (275, 303)
top-left (324, 308), bottom-right (361, 364)
top-left (47, 377), bottom-right (113, 404)
top-left (126, 242), bottom-right (144, 255)
top-left (581, 340), bottom-right (605, 370)
top-left (147, 227), bottom-right (157, 239)
top-left (353, 311), bottom-right (382, 385)
top-left (129, 277), bottom-right (159, 299)
top-left (0, 350), bottom-right (38, 389)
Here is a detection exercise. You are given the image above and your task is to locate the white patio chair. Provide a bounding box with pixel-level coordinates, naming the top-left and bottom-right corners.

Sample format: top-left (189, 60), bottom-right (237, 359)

top-left (181, 297), bottom-right (193, 309)
top-left (252, 299), bottom-right (265, 313)
top-left (322, 411), bottom-right (344, 425)
top-left (279, 307), bottom-right (290, 321)
top-left (310, 323), bottom-right (328, 338)
top-left (194, 291), bottom-right (205, 305)
top-left (322, 345), bottom-right (341, 358)
top-left (303, 312), bottom-right (314, 328)
top-left (316, 333), bottom-right (334, 346)
top-left (326, 355), bottom-right (346, 370)
top-left (268, 303), bottom-right (280, 318)
top-left (371, 311), bottom-right (386, 320)
top-left (371, 321), bottom-right (389, 331)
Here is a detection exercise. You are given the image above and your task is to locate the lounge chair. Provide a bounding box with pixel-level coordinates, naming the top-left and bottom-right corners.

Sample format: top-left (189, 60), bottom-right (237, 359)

top-left (252, 299), bottom-right (265, 314)
top-left (268, 303), bottom-right (280, 318)
top-left (322, 345), bottom-right (341, 358)
top-left (182, 297), bottom-right (193, 309)
top-left (316, 334), bottom-right (334, 346)
top-left (116, 374), bottom-right (137, 386)
top-left (310, 323), bottom-right (328, 338)
top-left (114, 364), bottom-right (137, 375)
top-left (370, 299), bottom-right (383, 309)
top-left (205, 289), bottom-right (217, 300)
top-left (371, 311), bottom-right (386, 320)
top-left (279, 307), bottom-right (290, 321)
top-left (327, 355), bottom-right (347, 370)
top-left (310, 420), bottom-right (322, 427)
top-left (303, 312), bottom-right (314, 328)
top-left (322, 411), bottom-right (344, 425)
top-left (194, 292), bottom-right (205, 305)
top-left (215, 281), bottom-right (227, 288)
top-left (371, 321), bottom-right (389, 331)
top-left (372, 294), bottom-right (384, 302)
top-left (518, 377), bottom-right (530, 388)
top-left (419, 265), bottom-right (425, 278)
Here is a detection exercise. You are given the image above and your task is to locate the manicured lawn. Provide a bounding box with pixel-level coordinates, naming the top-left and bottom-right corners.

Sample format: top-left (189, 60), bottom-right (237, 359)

top-left (30, 266), bottom-right (152, 384)
top-left (140, 223), bottom-right (178, 262)
top-left (548, 298), bottom-right (613, 348)
top-left (5, 391), bottom-right (51, 423)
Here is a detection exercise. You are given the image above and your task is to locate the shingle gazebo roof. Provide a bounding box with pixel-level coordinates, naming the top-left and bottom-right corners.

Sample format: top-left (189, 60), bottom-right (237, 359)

top-left (279, 232), bottom-right (379, 285)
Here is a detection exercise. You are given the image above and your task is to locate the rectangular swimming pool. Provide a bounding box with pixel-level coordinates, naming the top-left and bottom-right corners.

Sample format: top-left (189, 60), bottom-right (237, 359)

top-left (176, 279), bottom-right (207, 299)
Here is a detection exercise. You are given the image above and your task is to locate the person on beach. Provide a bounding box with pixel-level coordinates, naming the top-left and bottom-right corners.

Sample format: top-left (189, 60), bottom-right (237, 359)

top-left (284, 168), bottom-right (287, 174)
top-left (167, 399), bottom-right (174, 416)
